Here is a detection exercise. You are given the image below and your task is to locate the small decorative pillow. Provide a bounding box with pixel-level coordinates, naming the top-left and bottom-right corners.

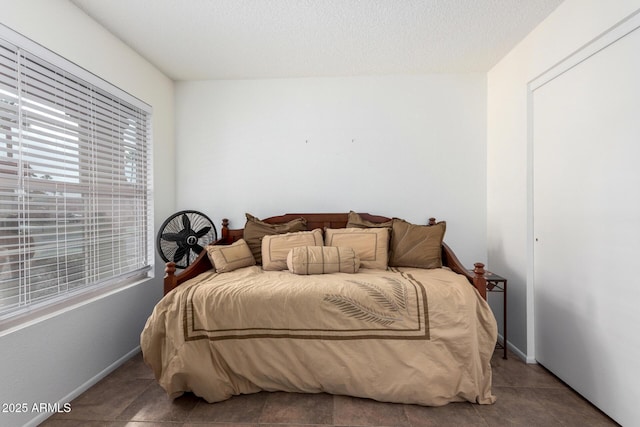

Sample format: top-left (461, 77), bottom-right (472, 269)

top-left (206, 239), bottom-right (256, 273)
top-left (389, 219), bottom-right (446, 269)
top-left (324, 227), bottom-right (389, 270)
top-left (262, 228), bottom-right (324, 271)
top-left (243, 213), bottom-right (307, 265)
top-left (287, 246), bottom-right (360, 275)
top-left (346, 211), bottom-right (393, 229)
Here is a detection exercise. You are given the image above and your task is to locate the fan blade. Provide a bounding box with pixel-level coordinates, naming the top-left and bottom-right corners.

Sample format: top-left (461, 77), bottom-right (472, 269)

top-left (192, 243), bottom-right (205, 254)
top-left (173, 246), bottom-right (187, 262)
top-left (195, 226), bottom-right (211, 238)
top-left (162, 232), bottom-right (183, 242)
top-left (181, 214), bottom-right (192, 231)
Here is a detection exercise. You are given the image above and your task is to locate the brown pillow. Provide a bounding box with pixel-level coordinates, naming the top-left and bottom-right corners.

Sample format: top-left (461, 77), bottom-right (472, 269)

top-left (243, 213), bottom-right (307, 264)
top-left (287, 246), bottom-right (360, 275)
top-left (389, 219), bottom-right (446, 269)
top-left (206, 239), bottom-right (255, 273)
top-left (262, 229), bottom-right (324, 271)
top-left (324, 227), bottom-right (389, 270)
top-left (346, 211), bottom-right (393, 229)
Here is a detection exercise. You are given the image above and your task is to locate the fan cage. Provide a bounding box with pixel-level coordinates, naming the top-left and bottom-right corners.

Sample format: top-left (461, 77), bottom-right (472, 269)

top-left (156, 210), bottom-right (217, 269)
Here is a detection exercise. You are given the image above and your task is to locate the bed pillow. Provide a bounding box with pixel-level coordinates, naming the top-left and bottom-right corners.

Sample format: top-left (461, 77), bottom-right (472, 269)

top-left (287, 246), bottom-right (360, 275)
top-left (389, 219), bottom-right (446, 269)
top-left (262, 228), bottom-right (323, 271)
top-left (346, 211), bottom-right (393, 229)
top-left (243, 213), bottom-right (307, 265)
top-left (206, 238), bottom-right (256, 273)
top-left (324, 227), bottom-right (389, 270)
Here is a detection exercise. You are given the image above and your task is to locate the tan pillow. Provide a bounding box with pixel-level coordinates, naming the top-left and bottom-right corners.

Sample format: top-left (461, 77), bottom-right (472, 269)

top-left (346, 211), bottom-right (393, 229)
top-left (262, 229), bottom-right (323, 271)
top-left (243, 213), bottom-right (307, 265)
top-left (287, 246), bottom-right (360, 275)
top-left (206, 239), bottom-right (256, 273)
top-left (324, 227), bottom-right (389, 270)
top-left (389, 219), bottom-right (446, 269)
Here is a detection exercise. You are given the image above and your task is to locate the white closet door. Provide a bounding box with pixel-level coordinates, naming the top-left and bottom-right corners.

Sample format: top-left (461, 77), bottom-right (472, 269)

top-left (533, 26), bottom-right (640, 426)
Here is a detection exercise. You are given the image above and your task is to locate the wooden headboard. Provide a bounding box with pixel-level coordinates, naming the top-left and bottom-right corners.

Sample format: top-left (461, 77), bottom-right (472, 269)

top-left (220, 212), bottom-right (394, 244)
top-left (163, 212), bottom-right (487, 299)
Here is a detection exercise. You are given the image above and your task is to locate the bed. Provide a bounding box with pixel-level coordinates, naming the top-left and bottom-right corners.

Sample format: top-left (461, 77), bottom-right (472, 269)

top-left (141, 212), bottom-right (497, 406)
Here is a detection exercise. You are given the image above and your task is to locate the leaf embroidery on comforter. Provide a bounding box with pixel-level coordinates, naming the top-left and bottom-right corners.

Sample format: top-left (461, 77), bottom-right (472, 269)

top-left (324, 277), bottom-right (410, 326)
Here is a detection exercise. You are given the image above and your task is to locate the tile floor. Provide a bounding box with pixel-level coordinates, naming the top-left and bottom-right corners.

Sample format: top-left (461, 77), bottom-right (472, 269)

top-left (40, 349), bottom-right (618, 426)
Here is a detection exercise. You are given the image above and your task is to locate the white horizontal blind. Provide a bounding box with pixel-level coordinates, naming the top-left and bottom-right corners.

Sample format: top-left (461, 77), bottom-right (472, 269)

top-left (0, 30), bottom-right (153, 322)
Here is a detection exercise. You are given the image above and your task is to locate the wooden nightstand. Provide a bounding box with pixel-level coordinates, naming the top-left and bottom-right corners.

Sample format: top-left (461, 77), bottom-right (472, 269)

top-left (485, 271), bottom-right (507, 359)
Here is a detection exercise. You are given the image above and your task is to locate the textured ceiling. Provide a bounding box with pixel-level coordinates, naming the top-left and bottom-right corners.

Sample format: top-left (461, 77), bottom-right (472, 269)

top-left (71, 0), bottom-right (563, 81)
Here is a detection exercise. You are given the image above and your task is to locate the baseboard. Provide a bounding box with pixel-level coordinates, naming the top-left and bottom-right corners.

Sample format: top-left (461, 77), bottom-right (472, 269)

top-left (25, 346), bottom-right (141, 427)
top-left (509, 341), bottom-right (533, 363)
top-left (497, 333), bottom-right (535, 363)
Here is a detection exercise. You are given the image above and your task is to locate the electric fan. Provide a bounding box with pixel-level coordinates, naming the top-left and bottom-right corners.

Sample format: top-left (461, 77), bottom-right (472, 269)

top-left (156, 210), bottom-right (217, 269)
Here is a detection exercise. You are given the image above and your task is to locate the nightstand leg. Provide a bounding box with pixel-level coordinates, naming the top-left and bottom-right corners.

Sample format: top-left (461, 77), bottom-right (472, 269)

top-left (503, 280), bottom-right (507, 359)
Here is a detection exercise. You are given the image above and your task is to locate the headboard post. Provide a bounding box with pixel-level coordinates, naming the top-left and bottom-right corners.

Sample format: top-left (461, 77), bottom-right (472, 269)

top-left (164, 262), bottom-right (178, 294)
top-left (473, 262), bottom-right (487, 300)
top-left (221, 218), bottom-right (230, 242)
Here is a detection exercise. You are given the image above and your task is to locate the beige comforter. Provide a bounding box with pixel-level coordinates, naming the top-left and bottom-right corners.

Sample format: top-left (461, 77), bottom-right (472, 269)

top-left (141, 266), bottom-right (497, 406)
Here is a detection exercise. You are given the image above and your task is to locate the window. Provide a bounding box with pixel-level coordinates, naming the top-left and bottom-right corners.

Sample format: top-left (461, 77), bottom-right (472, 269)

top-left (0, 25), bottom-right (153, 326)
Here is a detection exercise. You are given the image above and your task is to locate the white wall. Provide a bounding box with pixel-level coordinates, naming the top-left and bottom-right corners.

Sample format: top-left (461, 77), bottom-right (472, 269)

top-left (176, 74), bottom-right (487, 266)
top-left (0, 1), bottom-right (175, 426)
top-left (487, 0), bottom-right (640, 359)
